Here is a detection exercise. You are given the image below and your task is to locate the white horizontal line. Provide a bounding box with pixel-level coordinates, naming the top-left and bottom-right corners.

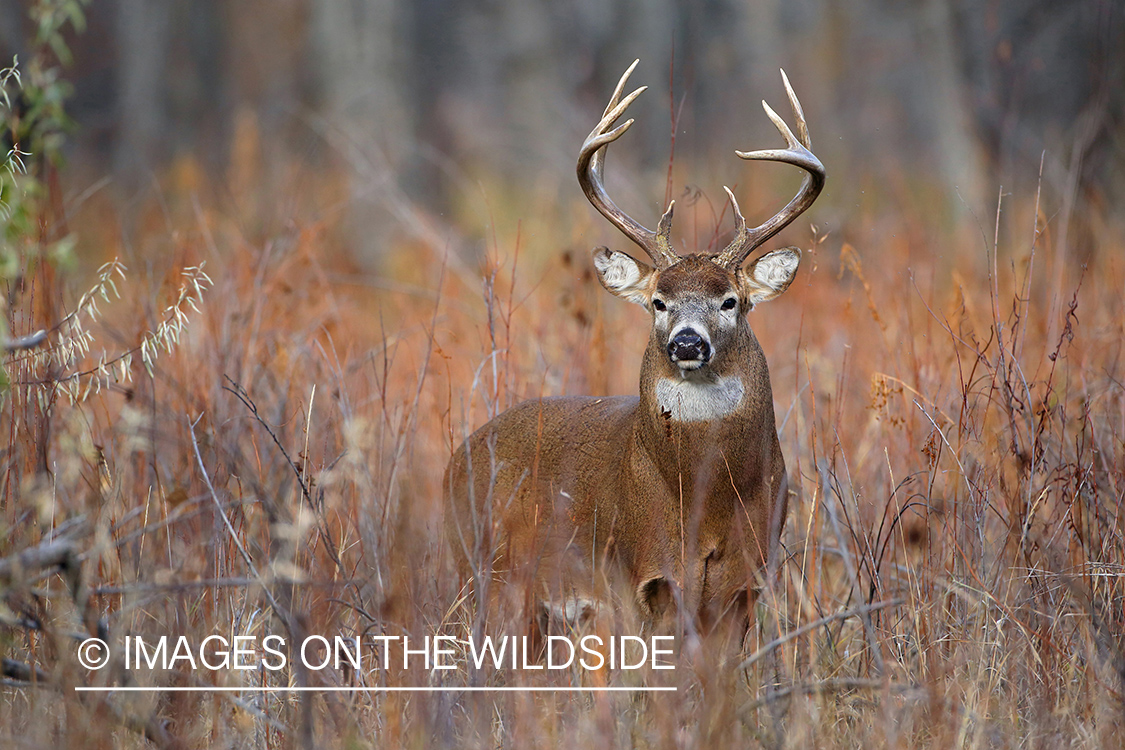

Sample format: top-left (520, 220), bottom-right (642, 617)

top-left (75, 686), bottom-right (677, 693)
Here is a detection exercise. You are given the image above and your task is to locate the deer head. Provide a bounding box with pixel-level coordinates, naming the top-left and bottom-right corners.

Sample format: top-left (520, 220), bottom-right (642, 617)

top-left (578, 60), bottom-right (824, 392)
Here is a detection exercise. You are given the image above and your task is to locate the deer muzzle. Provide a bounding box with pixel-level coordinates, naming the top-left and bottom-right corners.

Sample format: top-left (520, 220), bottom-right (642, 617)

top-left (667, 327), bottom-right (711, 369)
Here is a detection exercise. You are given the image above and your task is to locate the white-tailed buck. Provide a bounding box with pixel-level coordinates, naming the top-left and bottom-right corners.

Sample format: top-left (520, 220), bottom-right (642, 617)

top-left (446, 59), bottom-right (824, 637)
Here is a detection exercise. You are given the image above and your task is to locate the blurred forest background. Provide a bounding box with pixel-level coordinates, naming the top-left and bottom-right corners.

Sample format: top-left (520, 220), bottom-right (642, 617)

top-left (1, 0), bottom-right (1122, 263)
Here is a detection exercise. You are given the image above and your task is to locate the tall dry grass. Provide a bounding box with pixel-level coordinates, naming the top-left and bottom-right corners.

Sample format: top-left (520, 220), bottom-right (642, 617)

top-left (1, 120), bottom-right (1123, 749)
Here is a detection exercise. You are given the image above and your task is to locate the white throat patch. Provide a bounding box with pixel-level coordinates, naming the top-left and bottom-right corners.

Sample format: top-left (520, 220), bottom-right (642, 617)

top-left (655, 376), bottom-right (745, 422)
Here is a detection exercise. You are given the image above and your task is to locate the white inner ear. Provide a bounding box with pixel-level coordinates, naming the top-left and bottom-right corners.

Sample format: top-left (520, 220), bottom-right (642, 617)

top-left (745, 247), bottom-right (800, 306)
top-left (594, 251), bottom-right (642, 290)
top-left (594, 249), bottom-right (651, 306)
top-left (751, 249), bottom-right (799, 291)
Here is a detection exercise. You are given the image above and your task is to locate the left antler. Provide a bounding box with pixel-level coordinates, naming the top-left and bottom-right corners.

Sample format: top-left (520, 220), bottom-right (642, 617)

top-left (714, 70), bottom-right (825, 269)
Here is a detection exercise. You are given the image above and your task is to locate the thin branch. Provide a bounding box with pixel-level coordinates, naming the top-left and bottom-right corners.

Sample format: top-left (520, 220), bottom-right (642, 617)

top-left (743, 677), bottom-right (925, 713)
top-left (188, 414), bottom-right (288, 623)
top-left (739, 598), bottom-right (904, 671)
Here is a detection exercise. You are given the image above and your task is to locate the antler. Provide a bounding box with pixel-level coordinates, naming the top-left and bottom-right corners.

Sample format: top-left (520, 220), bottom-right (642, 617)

top-left (577, 59), bottom-right (680, 270)
top-left (714, 70), bottom-right (825, 270)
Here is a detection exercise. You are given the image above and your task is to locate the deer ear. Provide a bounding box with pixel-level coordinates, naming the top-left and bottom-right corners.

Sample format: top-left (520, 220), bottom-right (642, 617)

top-left (593, 247), bottom-right (656, 307)
top-left (739, 247), bottom-right (800, 307)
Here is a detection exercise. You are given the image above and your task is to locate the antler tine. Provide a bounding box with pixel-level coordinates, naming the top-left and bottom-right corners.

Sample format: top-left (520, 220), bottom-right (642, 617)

top-left (714, 69), bottom-right (825, 269)
top-left (719, 186), bottom-right (751, 262)
top-left (603, 58), bottom-right (639, 117)
top-left (578, 60), bottom-right (680, 269)
top-left (780, 69), bottom-right (811, 147)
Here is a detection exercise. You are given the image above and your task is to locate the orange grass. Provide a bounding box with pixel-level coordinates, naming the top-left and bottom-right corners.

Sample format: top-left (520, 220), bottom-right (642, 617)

top-left (1, 136), bottom-right (1123, 748)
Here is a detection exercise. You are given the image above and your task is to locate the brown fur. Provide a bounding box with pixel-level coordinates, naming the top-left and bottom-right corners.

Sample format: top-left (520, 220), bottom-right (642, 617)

top-left (445, 253), bottom-right (791, 634)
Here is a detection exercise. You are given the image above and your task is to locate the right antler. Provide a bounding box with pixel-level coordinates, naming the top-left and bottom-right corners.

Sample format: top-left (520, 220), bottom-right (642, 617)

top-left (577, 59), bottom-right (680, 270)
top-left (714, 70), bottom-right (825, 270)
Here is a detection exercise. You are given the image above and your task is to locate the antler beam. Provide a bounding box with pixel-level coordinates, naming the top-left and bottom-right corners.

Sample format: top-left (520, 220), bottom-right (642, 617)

top-left (714, 70), bottom-right (825, 270)
top-left (577, 59), bottom-right (680, 270)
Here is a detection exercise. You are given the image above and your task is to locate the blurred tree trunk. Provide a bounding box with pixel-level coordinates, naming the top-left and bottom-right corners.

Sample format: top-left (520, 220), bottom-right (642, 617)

top-left (450, 0), bottom-right (577, 180)
top-left (114, 0), bottom-right (172, 185)
top-left (734, 0), bottom-right (784, 105)
top-left (916, 0), bottom-right (985, 212)
top-left (309, 0), bottom-right (410, 162)
top-left (613, 0), bottom-right (676, 169)
top-left (308, 0), bottom-right (412, 264)
top-left (0, 0), bottom-right (27, 61)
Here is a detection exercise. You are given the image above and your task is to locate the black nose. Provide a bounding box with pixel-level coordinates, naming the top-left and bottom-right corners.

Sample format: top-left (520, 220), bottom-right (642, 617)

top-left (667, 328), bottom-right (711, 363)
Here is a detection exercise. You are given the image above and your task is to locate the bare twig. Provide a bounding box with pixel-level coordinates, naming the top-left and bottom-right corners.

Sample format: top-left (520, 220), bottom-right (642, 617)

top-left (743, 677), bottom-right (925, 713)
top-left (221, 376), bottom-right (345, 574)
top-left (0, 538), bottom-right (81, 600)
top-left (821, 462), bottom-right (888, 676)
top-left (3, 329), bottom-right (47, 351)
top-left (188, 414), bottom-right (288, 623)
top-left (739, 598), bottom-right (904, 671)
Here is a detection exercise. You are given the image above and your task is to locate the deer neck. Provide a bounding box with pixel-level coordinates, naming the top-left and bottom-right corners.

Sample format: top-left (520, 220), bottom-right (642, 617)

top-left (631, 326), bottom-right (773, 478)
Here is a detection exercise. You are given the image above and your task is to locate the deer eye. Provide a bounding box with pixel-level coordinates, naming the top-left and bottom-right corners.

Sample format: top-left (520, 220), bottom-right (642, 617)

top-left (652, 298), bottom-right (667, 312)
top-left (721, 297), bottom-right (738, 311)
